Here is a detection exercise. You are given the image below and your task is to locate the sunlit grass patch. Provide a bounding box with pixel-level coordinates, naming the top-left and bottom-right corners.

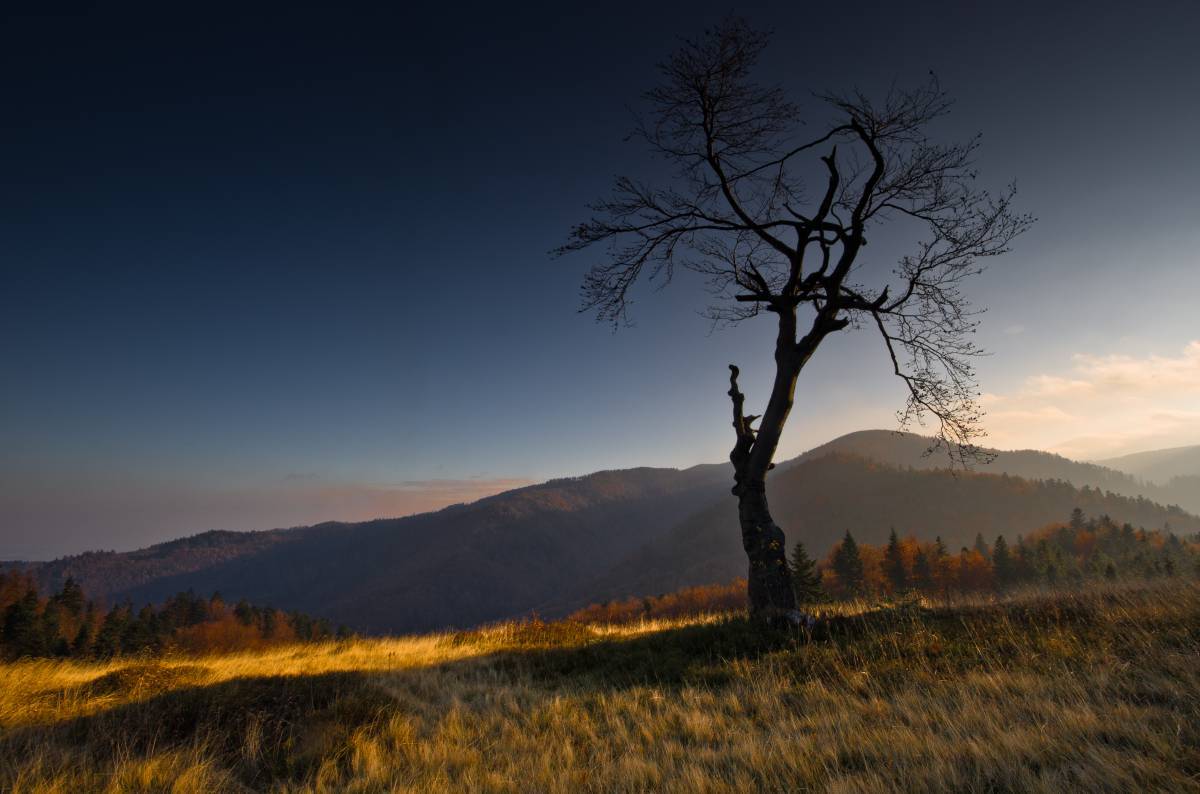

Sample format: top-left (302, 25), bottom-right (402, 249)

top-left (1, 580), bottom-right (1197, 792)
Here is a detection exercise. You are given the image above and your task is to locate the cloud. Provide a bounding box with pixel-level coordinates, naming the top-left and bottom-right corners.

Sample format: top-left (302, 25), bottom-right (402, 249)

top-left (981, 341), bottom-right (1200, 460)
top-left (1072, 341), bottom-right (1200, 391)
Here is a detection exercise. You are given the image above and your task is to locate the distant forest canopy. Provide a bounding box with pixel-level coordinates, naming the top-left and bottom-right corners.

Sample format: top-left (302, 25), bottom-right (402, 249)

top-left (569, 508), bottom-right (1200, 625)
top-left (0, 573), bottom-right (349, 661)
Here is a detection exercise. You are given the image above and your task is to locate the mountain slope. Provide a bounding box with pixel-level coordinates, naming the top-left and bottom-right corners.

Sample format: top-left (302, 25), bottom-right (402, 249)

top-left (577, 453), bottom-right (1200, 606)
top-left (1097, 444), bottom-right (1200, 484)
top-left (22, 430), bottom-right (1200, 633)
top-left (31, 464), bottom-right (731, 633)
top-left (8, 529), bottom-right (295, 600)
top-left (797, 430), bottom-right (1200, 513)
top-left (799, 430), bottom-right (1149, 490)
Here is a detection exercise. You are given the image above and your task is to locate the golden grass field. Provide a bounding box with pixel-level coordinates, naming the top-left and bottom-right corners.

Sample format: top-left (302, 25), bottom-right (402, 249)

top-left (1, 581), bottom-right (1198, 793)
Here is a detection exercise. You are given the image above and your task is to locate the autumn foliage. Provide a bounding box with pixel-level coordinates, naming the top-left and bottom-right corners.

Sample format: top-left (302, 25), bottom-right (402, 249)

top-left (568, 580), bottom-right (749, 625)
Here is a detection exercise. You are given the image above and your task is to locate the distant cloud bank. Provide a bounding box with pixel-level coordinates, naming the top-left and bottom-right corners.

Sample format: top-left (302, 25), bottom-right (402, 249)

top-left (982, 340), bottom-right (1200, 460)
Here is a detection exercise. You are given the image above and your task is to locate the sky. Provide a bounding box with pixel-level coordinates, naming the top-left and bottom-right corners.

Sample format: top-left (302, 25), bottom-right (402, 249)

top-left (3, 1), bottom-right (1199, 559)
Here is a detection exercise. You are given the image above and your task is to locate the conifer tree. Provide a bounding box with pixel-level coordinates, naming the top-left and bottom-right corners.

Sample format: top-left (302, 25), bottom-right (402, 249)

top-left (883, 528), bottom-right (908, 593)
top-left (38, 605), bottom-right (67, 657)
top-left (788, 541), bottom-right (823, 605)
top-left (234, 599), bottom-right (255, 626)
top-left (71, 620), bottom-right (93, 656)
top-left (992, 535), bottom-right (1013, 589)
top-left (1, 589), bottom-right (44, 659)
top-left (50, 578), bottom-right (85, 616)
top-left (262, 608), bottom-right (279, 639)
top-left (92, 606), bottom-right (126, 658)
top-left (832, 531), bottom-right (865, 595)
top-left (973, 532), bottom-right (991, 561)
top-left (912, 548), bottom-right (934, 591)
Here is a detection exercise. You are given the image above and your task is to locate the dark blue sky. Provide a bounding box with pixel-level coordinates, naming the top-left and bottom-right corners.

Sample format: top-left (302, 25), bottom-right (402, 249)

top-left (4, 2), bottom-right (1200, 557)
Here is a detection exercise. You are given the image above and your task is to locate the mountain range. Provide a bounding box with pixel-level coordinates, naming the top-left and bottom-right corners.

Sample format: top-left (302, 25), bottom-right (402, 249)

top-left (1096, 444), bottom-right (1200, 486)
top-left (12, 430), bottom-right (1200, 633)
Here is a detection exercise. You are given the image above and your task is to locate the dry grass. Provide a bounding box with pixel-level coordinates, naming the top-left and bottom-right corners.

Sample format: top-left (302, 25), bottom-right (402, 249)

top-left (1, 581), bottom-right (1197, 792)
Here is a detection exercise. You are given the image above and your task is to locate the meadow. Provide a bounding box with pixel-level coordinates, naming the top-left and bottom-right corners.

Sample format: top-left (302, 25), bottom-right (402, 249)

top-left (1, 580), bottom-right (1197, 793)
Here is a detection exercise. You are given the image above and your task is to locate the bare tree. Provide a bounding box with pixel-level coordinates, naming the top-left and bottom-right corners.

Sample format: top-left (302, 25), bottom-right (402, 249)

top-left (556, 19), bottom-right (1032, 622)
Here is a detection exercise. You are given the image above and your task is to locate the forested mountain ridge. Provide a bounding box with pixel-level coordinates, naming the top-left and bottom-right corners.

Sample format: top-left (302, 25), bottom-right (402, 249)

top-left (18, 464), bottom-right (732, 633)
top-left (571, 453), bottom-right (1200, 611)
top-left (796, 430), bottom-right (1200, 514)
top-left (1097, 444), bottom-right (1200, 483)
top-left (12, 433), bottom-right (1200, 634)
top-left (3, 529), bottom-right (295, 603)
top-left (1096, 445), bottom-right (1200, 514)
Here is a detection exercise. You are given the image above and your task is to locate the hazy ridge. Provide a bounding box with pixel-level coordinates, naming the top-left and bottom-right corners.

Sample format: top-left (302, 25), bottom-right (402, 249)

top-left (15, 431), bottom-right (1200, 633)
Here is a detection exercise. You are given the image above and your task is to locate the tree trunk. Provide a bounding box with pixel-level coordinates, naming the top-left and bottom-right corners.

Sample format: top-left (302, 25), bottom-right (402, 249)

top-left (727, 306), bottom-right (807, 622)
top-left (737, 478), bottom-right (796, 619)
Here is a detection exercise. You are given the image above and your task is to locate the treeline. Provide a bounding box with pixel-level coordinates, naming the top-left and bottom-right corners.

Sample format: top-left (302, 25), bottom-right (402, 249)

top-left (568, 579), bottom-right (747, 624)
top-left (571, 508), bottom-right (1200, 623)
top-left (811, 508), bottom-right (1200, 601)
top-left (0, 574), bottom-right (350, 660)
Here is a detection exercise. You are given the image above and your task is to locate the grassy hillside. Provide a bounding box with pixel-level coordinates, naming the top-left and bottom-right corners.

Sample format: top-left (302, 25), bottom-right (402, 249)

top-left (2, 580), bottom-right (1197, 792)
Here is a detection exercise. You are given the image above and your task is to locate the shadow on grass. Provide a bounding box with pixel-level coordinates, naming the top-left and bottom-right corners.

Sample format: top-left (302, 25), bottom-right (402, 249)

top-left (6, 670), bottom-right (389, 788)
top-left (479, 616), bottom-right (807, 687)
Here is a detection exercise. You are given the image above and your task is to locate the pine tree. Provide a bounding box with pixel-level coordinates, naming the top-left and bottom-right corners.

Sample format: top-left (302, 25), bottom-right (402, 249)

top-left (883, 528), bottom-right (908, 593)
top-left (1069, 507), bottom-right (1086, 531)
top-left (788, 541), bottom-right (823, 605)
top-left (38, 605), bottom-right (66, 657)
top-left (992, 535), bottom-right (1013, 589)
top-left (974, 532), bottom-right (991, 561)
top-left (2, 589), bottom-right (44, 659)
top-left (832, 531), bottom-right (865, 595)
top-left (52, 578), bottom-right (85, 616)
top-left (119, 605), bottom-right (160, 655)
top-left (912, 548), bottom-right (934, 591)
top-left (92, 606), bottom-right (127, 658)
top-left (71, 620), bottom-right (93, 657)
top-left (261, 608), bottom-right (278, 639)
top-left (233, 599), bottom-right (256, 626)
top-left (934, 536), bottom-right (948, 559)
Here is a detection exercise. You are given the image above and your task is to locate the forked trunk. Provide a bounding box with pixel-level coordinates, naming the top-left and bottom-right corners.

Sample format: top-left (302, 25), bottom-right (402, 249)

top-left (727, 319), bottom-right (805, 623)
